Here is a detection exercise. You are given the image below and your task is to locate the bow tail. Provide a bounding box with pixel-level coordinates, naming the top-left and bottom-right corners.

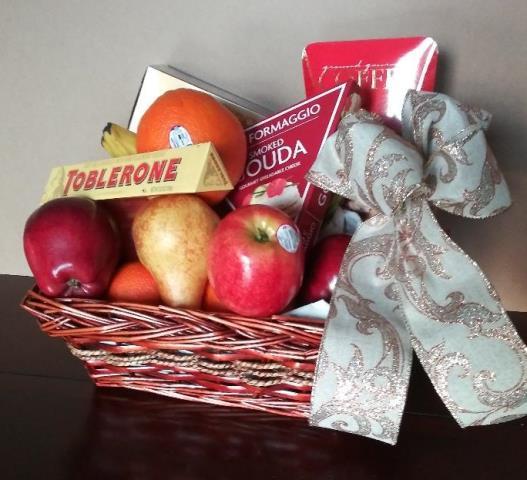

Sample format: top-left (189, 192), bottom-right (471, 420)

top-left (396, 200), bottom-right (527, 427)
top-left (309, 216), bottom-right (413, 444)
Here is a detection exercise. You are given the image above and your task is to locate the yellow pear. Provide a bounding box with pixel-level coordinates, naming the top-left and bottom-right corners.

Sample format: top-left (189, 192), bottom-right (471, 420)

top-left (132, 194), bottom-right (219, 308)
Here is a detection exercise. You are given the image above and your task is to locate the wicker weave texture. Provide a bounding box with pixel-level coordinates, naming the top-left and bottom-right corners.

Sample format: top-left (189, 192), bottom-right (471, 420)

top-left (21, 288), bottom-right (324, 417)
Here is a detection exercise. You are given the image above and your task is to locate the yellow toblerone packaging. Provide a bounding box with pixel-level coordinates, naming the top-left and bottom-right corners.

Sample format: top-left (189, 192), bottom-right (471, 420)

top-left (41, 142), bottom-right (233, 203)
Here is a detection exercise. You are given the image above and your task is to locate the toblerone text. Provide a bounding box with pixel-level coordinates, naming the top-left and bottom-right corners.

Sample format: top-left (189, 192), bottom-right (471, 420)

top-left (41, 143), bottom-right (232, 203)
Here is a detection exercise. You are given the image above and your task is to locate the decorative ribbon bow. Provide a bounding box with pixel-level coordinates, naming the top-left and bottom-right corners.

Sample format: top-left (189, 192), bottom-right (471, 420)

top-left (306, 90), bottom-right (527, 444)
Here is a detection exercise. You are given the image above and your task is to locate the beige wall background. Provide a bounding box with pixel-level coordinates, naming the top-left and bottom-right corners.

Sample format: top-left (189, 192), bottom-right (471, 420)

top-left (1, 0), bottom-right (526, 310)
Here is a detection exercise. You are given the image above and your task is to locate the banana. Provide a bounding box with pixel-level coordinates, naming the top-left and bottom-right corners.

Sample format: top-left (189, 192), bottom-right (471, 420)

top-left (101, 123), bottom-right (137, 157)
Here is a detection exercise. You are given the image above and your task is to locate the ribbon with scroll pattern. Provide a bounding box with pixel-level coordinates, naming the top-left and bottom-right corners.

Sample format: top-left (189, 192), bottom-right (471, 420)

top-left (306, 90), bottom-right (527, 444)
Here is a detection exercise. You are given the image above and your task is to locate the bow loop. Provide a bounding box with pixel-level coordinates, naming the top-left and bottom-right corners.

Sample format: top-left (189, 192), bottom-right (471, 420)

top-left (402, 90), bottom-right (511, 218)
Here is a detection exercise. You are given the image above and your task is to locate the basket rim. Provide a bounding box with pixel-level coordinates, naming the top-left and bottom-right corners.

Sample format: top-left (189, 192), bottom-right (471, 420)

top-left (20, 285), bottom-right (325, 364)
top-left (20, 285), bottom-right (326, 328)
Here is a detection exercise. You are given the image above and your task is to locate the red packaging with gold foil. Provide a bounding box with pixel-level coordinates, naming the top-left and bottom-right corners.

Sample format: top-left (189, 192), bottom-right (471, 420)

top-left (302, 37), bottom-right (438, 131)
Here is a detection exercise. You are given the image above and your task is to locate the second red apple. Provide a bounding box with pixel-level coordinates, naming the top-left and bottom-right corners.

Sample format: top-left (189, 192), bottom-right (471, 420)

top-left (300, 234), bottom-right (351, 304)
top-left (207, 205), bottom-right (304, 317)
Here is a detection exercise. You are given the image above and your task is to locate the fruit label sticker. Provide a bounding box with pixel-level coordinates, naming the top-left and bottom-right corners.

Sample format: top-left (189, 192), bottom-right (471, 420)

top-left (227, 82), bottom-right (354, 250)
top-left (276, 224), bottom-right (300, 253)
top-left (41, 142), bottom-right (233, 203)
top-left (169, 126), bottom-right (193, 148)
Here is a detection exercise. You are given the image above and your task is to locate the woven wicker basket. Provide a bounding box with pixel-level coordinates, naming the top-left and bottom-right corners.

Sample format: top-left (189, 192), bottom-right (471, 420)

top-left (21, 287), bottom-right (324, 418)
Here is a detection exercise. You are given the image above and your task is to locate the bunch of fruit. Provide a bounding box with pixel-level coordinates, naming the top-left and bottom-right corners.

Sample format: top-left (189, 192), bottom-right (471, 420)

top-left (24, 89), bottom-right (351, 317)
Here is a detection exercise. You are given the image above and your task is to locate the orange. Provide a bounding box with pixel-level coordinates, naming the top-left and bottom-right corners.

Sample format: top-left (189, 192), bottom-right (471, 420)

top-left (136, 89), bottom-right (247, 205)
top-left (202, 281), bottom-right (230, 312)
top-left (108, 261), bottom-right (161, 305)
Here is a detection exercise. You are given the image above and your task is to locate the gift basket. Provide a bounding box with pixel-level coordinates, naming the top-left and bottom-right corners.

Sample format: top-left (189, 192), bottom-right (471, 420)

top-left (20, 37), bottom-right (527, 445)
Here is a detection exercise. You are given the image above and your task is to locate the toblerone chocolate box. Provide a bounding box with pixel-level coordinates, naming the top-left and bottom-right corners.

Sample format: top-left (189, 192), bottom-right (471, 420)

top-left (41, 143), bottom-right (232, 203)
top-left (226, 82), bottom-right (354, 250)
top-left (128, 65), bottom-right (273, 131)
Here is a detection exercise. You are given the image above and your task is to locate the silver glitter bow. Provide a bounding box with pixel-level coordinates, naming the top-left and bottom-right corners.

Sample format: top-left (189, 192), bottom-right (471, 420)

top-left (306, 90), bottom-right (527, 444)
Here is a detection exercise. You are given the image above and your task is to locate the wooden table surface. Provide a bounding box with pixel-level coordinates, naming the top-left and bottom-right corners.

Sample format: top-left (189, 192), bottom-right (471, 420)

top-left (2, 274), bottom-right (526, 479)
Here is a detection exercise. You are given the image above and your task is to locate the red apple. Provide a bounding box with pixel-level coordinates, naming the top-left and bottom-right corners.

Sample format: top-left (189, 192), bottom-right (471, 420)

top-left (300, 234), bottom-right (351, 304)
top-left (101, 197), bottom-right (150, 261)
top-left (23, 197), bottom-right (120, 298)
top-left (207, 205), bottom-right (304, 317)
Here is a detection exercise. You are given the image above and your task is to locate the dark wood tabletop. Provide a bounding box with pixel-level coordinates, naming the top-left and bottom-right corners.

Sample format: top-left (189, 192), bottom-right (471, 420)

top-left (2, 274), bottom-right (526, 479)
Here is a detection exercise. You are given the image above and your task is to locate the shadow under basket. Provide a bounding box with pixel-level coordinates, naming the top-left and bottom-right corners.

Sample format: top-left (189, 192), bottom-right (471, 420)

top-left (21, 287), bottom-right (324, 418)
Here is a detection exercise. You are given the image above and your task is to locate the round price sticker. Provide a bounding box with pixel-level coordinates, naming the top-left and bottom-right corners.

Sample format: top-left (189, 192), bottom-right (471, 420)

top-left (169, 126), bottom-right (193, 148)
top-left (276, 224), bottom-right (300, 253)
